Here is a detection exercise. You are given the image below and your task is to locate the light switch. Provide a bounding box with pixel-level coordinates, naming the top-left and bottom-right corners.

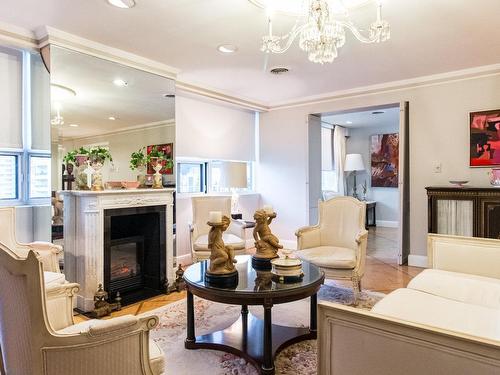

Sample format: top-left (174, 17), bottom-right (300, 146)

top-left (433, 163), bottom-right (442, 173)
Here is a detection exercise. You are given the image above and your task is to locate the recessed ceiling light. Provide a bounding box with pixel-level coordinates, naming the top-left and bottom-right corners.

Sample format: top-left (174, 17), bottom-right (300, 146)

top-left (113, 78), bottom-right (128, 87)
top-left (108, 116), bottom-right (116, 121)
top-left (217, 44), bottom-right (238, 54)
top-left (346, 121), bottom-right (353, 124)
top-left (372, 111), bottom-right (385, 115)
top-left (69, 124), bottom-right (79, 128)
top-left (107, 0), bottom-right (135, 8)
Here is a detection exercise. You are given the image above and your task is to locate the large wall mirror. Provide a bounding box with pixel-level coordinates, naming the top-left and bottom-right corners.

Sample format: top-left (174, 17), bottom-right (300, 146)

top-left (49, 46), bottom-right (176, 306)
top-left (50, 46), bottom-right (175, 194)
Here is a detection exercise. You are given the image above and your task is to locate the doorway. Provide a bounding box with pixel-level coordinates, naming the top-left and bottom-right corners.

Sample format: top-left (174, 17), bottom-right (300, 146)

top-left (307, 102), bottom-right (410, 265)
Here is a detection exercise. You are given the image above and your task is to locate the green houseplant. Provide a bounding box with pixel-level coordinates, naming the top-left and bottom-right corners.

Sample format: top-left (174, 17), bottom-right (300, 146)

top-left (87, 146), bottom-right (113, 191)
top-left (130, 147), bottom-right (148, 188)
top-left (64, 147), bottom-right (90, 190)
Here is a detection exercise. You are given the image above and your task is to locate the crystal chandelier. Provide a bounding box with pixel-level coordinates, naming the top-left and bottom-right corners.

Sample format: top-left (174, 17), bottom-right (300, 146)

top-left (256, 0), bottom-right (390, 64)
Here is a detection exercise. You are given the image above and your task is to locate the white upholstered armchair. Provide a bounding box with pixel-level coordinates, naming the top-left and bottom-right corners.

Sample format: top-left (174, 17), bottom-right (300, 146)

top-left (295, 196), bottom-right (368, 293)
top-left (0, 207), bottom-right (80, 330)
top-left (190, 196), bottom-right (246, 262)
top-left (0, 242), bottom-right (164, 375)
top-left (0, 207), bottom-right (62, 274)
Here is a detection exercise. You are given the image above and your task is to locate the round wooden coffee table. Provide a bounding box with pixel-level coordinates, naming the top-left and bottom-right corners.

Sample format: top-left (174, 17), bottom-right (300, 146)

top-left (183, 255), bottom-right (325, 375)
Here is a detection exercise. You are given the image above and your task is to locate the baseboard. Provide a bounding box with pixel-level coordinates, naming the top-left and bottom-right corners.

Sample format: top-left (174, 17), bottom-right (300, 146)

top-left (175, 253), bottom-right (192, 266)
top-left (281, 240), bottom-right (297, 250)
top-left (376, 220), bottom-right (399, 228)
top-left (408, 255), bottom-right (428, 268)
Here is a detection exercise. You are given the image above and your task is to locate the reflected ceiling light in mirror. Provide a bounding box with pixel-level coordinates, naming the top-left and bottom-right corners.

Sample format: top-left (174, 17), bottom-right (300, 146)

top-left (107, 0), bottom-right (135, 8)
top-left (346, 121), bottom-right (353, 124)
top-left (51, 84), bottom-right (76, 101)
top-left (113, 78), bottom-right (128, 87)
top-left (51, 101), bottom-right (64, 126)
top-left (69, 124), bottom-right (79, 128)
top-left (217, 44), bottom-right (238, 54)
top-left (108, 116), bottom-right (117, 121)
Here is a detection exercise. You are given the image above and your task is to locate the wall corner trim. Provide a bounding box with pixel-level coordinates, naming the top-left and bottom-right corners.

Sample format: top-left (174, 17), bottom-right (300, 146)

top-left (408, 255), bottom-right (428, 268)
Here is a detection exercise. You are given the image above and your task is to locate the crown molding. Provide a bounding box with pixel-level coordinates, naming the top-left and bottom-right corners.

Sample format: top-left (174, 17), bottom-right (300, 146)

top-left (268, 63), bottom-right (500, 110)
top-left (35, 26), bottom-right (179, 80)
top-left (0, 21), bottom-right (38, 49)
top-left (60, 119), bottom-right (175, 142)
top-left (175, 80), bottom-right (269, 112)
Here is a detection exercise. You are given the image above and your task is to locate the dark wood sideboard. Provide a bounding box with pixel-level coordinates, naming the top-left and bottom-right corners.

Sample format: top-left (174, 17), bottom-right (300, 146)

top-left (427, 186), bottom-right (500, 239)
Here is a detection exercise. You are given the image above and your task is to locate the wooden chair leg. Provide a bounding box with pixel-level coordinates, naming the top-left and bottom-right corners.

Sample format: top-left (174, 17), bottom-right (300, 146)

top-left (352, 275), bottom-right (361, 302)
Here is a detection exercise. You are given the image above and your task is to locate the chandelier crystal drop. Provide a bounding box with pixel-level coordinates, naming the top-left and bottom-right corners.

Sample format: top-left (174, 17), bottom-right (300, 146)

top-left (258, 0), bottom-right (390, 64)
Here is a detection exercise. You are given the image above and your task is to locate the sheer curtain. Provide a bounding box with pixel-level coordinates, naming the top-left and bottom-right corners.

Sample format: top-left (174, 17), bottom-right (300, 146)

top-left (333, 126), bottom-right (347, 195)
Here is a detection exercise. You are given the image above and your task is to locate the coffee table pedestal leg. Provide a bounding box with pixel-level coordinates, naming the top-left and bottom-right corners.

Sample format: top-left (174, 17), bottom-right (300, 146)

top-left (185, 290), bottom-right (196, 348)
top-left (262, 302), bottom-right (274, 375)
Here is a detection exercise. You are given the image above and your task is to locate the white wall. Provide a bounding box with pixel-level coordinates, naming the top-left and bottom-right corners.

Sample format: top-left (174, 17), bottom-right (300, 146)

top-left (346, 123), bottom-right (400, 224)
top-left (62, 123), bottom-right (175, 184)
top-left (259, 73), bottom-right (500, 257)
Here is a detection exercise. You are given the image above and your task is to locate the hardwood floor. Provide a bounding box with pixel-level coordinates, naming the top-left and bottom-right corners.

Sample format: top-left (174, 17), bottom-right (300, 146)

top-left (74, 226), bottom-right (423, 322)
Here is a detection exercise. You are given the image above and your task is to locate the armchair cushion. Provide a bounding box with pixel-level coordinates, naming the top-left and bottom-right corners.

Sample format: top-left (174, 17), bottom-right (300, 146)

top-left (193, 233), bottom-right (245, 252)
top-left (295, 246), bottom-right (357, 269)
top-left (44, 271), bottom-right (66, 285)
top-left (58, 318), bottom-right (165, 375)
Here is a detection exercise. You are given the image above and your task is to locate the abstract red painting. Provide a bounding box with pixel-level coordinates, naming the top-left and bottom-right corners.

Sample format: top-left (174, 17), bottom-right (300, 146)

top-left (370, 133), bottom-right (399, 188)
top-left (146, 143), bottom-right (174, 175)
top-left (470, 109), bottom-right (500, 167)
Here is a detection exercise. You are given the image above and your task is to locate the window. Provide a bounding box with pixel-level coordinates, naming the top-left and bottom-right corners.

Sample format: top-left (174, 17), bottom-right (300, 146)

top-left (0, 47), bottom-right (51, 205)
top-left (321, 126), bottom-right (337, 192)
top-left (178, 162), bottom-right (206, 194)
top-left (0, 155), bottom-right (18, 200)
top-left (29, 156), bottom-right (51, 199)
top-left (209, 161), bottom-right (253, 193)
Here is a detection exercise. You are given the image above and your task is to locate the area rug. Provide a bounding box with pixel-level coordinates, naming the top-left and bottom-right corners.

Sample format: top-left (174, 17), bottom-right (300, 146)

top-left (142, 282), bottom-right (384, 375)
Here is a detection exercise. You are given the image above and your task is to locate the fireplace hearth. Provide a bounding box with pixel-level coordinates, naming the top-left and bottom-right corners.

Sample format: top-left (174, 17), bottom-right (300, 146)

top-left (104, 205), bottom-right (166, 306)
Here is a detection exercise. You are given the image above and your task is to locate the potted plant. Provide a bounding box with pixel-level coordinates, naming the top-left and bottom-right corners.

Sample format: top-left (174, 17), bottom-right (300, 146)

top-left (130, 147), bottom-right (148, 188)
top-left (87, 146), bottom-right (113, 191)
top-left (147, 146), bottom-right (165, 167)
top-left (64, 147), bottom-right (90, 190)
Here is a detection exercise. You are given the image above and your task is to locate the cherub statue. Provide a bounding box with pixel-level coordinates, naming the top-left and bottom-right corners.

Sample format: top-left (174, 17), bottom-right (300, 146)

top-left (253, 209), bottom-right (282, 260)
top-left (207, 215), bottom-right (237, 275)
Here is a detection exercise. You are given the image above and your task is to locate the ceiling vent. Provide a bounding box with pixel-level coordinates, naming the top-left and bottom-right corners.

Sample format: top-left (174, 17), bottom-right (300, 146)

top-left (270, 67), bottom-right (289, 75)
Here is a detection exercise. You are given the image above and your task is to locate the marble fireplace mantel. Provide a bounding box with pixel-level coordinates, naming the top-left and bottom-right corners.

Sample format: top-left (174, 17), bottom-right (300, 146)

top-left (60, 188), bottom-right (175, 312)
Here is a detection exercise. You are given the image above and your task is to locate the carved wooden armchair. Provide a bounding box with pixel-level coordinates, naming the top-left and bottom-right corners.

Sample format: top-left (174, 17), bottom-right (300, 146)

top-left (0, 207), bottom-right (80, 330)
top-left (0, 242), bottom-right (164, 375)
top-left (295, 196), bottom-right (368, 294)
top-left (189, 196), bottom-right (246, 262)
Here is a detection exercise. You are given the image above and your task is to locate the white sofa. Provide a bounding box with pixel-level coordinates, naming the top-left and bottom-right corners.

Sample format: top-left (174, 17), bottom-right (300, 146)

top-left (318, 234), bottom-right (500, 375)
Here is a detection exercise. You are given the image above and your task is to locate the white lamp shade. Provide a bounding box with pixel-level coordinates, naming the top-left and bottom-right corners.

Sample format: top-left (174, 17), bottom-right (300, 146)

top-left (344, 154), bottom-right (365, 172)
top-left (220, 161), bottom-right (248, 189)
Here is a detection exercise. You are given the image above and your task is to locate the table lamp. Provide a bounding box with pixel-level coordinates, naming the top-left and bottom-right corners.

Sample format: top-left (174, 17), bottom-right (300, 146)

top-left (344, 154), bottom-right (365, 199)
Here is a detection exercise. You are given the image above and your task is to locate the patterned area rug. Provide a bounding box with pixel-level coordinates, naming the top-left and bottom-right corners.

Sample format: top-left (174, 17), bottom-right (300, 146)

top-left (143, 282), bottom-right (384, 375)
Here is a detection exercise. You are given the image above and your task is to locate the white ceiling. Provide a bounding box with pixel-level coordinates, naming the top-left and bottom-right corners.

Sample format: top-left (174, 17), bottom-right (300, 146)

top-left (50, 46), bottom-right (175, 139)
top-left (1, 0), bottom-right (500, 105)
top-left (322, 105), bottom-right (400, 128)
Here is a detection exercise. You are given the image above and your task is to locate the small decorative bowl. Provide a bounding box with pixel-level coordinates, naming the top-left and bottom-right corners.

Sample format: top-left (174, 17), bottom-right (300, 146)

top-left (121, 181), bottom-right (140, 189)
top-left (106, 181), bottom-right (123, 189)
top-left (449, 180), bottom-right (469, 187)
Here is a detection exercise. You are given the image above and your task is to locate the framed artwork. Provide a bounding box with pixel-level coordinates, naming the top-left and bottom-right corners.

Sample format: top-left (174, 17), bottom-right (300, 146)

top-left (147, 143), bottom-right (173, 175)
top-left (469, 109), bottom-right (500, 167)
top-left (370, 133), bottom-right (399, 188)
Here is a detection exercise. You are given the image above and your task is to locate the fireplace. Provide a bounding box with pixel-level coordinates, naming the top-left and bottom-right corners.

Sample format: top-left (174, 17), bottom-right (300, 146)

top-left (104, 205), bottom-right (166, 306)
